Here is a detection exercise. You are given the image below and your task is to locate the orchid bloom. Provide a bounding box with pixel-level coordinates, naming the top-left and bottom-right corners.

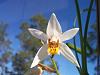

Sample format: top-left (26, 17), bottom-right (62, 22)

top-left (28, 13), bottom-right (80, 68)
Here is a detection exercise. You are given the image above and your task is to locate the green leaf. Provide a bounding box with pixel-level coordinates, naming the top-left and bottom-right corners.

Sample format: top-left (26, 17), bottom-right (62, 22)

top-left (66, 43), bottom-right (91, 56)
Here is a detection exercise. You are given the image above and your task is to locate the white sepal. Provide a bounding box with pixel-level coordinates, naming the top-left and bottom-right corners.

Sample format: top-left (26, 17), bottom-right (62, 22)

top-left (46, 13), bottom-right (62, 38)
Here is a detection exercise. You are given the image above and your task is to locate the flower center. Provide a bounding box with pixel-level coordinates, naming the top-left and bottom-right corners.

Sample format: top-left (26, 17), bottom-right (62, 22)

top-left (48, 39), bottom-right (59, 55)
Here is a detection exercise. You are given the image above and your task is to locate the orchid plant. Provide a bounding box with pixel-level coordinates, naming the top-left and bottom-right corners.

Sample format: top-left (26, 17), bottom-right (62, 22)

top-left (28, 13), bottom-right (80, 75)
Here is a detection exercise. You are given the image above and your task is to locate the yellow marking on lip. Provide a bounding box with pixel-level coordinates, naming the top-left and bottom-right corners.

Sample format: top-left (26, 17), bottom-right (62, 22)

top-left (48, 39), bottom-right (59, 55)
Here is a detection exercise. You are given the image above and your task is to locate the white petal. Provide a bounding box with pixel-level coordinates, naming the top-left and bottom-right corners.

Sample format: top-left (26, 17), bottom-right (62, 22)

top-left (30, 44), bottom-right (48, 68)
top-left (60, 43), bottom-right (80, 67)
top-left (28, 28), bottom-right (47, 42)
top-left (60, 28), bottom-right (79, 41)
top-left (46, 13), bottom-right (62, 38)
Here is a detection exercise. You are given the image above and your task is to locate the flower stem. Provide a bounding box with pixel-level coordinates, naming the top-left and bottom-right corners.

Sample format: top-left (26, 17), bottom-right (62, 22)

top-left (50, 56), bottom-right (60, 75)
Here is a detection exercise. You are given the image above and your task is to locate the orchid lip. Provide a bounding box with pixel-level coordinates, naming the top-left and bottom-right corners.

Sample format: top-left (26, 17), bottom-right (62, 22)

top-left (47, 38), bottom-right (59, 55)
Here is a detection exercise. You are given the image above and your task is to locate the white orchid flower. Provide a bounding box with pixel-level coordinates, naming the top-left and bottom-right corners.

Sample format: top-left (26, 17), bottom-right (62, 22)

top-left (28, 13), bottom-right (80, 68)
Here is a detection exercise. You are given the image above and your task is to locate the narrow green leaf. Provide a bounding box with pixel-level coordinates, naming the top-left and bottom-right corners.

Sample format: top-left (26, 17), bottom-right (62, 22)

top-left (83, 0), bottom-right (94, 74)
top-left (84, 0), bottom-right (94, 38)
top-left (66, 43), bottom-right (81, 53)
top-left (66, 43), bottom-right (90, 56)
top-left (74, 0), bottom-right (86, 74)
